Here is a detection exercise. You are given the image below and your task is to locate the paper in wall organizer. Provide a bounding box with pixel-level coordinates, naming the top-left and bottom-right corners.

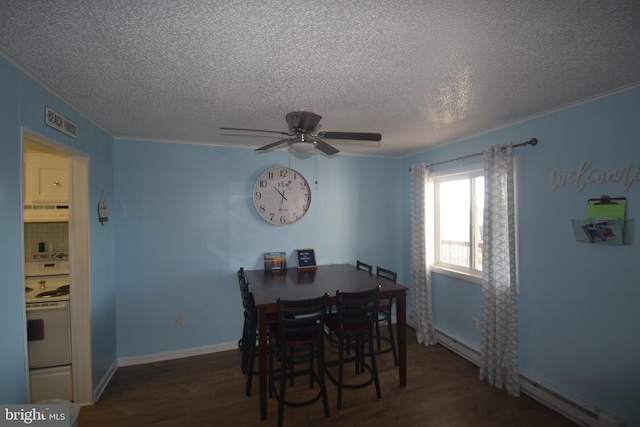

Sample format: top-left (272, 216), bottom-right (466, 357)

top-left (571, 195), bottom-right (632, 245)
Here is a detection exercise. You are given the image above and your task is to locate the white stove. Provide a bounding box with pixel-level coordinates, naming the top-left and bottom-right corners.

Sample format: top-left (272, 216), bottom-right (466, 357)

top-left (25, 259), bottom-right (73, 402)
top-left (25, 260), bottom-right (70, 303)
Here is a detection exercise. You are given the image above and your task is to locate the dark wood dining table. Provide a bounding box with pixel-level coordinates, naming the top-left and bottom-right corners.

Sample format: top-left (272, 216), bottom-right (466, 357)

top-left (244, 263), bottom-right (408, 421)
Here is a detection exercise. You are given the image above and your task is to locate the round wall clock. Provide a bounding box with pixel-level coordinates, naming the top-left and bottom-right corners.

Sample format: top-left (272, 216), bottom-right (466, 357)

top-left (253, 166), bottom-right (311, 225)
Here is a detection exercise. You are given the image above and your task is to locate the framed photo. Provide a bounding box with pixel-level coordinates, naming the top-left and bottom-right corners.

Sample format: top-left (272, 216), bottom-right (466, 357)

top-left (264, 252), bottom-right (287, 271)
top-left (296, 248), bottom-right (317, 270)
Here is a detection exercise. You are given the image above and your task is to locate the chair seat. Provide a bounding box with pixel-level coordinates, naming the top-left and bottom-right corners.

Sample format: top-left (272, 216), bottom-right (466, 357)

top-left (377, 299), bottom-right (391, 311)
top-left (270, 328), bottom-right (319, 346)
top-left (326, 314), bottom-right (370, 335)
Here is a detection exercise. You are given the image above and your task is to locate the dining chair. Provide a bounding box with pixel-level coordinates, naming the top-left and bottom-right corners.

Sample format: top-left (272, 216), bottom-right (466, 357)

top-left (269, 294), bottom-right (330, 427)
top-left (374, 266), bottom-right (399, 366)
top-left (325, 286), bottom-right (382, 410)
top-left (356, 260), bottom-right (373, 274)
top-left (237, 268), bottom-right (278, 396)
top-left (238, 274), bottom-right (259, 396)
top-left (237, 268), bottom-right (248, 351)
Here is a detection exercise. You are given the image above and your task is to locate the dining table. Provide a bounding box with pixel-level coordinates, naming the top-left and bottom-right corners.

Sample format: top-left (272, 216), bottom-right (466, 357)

top-left (244, 263), bottom-right (408, 421)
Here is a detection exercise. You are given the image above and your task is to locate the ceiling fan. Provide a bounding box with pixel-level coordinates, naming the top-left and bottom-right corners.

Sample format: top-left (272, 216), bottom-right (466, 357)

top-left (220, 111), bottom-right (382, 155)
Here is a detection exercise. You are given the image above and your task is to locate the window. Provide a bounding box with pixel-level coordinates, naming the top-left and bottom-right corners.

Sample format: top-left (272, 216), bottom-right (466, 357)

top-left (431, 166), bottom-right (484, 281)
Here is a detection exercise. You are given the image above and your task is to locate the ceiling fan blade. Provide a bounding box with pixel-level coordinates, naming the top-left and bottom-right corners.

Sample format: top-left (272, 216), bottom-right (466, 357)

top-left (254, 139), bottom-right (291, 151)
top-left (314, 138), bottom-right (340, 155)
top-left (319, 131), bottom-right (382, 141)
top-left (220, 126), bottom-right (290, 136)
top-left (286, 111), bottom-right (322, 132)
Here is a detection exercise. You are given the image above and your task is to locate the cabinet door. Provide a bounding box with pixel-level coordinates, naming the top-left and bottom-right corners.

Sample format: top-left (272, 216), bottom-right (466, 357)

top-left (25, 155), bottom-right (69, 204)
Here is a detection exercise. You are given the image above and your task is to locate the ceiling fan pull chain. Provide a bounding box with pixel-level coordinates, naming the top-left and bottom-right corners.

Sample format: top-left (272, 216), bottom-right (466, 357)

top-left (315, 149), bottom-right (318, 185)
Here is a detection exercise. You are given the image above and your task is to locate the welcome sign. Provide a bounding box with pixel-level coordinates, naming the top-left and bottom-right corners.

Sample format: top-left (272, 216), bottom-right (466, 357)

top-left (44, 106), bottom-right (77, 139)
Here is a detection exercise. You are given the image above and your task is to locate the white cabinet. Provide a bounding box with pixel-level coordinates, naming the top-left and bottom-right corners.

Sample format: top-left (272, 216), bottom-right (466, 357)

top-left (24, 153), bottom-right (69, 205)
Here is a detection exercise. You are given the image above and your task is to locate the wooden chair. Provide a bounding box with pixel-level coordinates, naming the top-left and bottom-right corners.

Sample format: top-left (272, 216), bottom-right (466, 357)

top-left (237, 268), bottom-right (278, 396)
top-left (356, 260), bottom-right (373, 274)
top-left (269, 294), bottom-right (330, 427)
top-left (236, 267), bottom-right (248, 351)
top-left (374, 266), bottom-right (398, 366)
top-left (325, 286), bottom-right (382, 410)
top-left (238, 272), bottom-right (259, 396)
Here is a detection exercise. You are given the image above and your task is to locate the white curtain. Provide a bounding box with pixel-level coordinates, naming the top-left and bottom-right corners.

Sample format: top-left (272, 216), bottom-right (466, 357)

top-left (480, 143), bottom-right (520, 396)
top-left (410, 163), bottom-right (437, 346)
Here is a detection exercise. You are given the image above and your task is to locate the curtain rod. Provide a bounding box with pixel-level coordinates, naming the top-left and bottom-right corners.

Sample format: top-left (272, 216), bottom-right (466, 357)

top-left (409, 137), bottom-right (538, 171)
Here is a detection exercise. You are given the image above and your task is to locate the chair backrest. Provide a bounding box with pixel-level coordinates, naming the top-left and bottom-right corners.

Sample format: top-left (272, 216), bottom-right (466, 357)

top-left (238, 267), bottom-right (250, 283)
top-left (335, 286), bottom-right (380, 335)
top-left (237, 273), bottom-right (258, 324)
top-left (356, 260), bottom-right (373, 274)
top-left (276, 294), bottom-right (329, 344)
top-left (376, 266), bottom-right (397, 283)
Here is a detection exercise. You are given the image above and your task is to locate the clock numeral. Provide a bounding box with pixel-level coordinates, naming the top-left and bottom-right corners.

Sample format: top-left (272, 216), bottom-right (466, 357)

top-left (255, 191), bottom-right (262, 200)
top-left (300, 180), bottom-right (307, 188)
top-left (280, 169), bottom-right (288, 178)
top-left (259, 180), bottom-right (268, 188)
top-left (268, 172), bottom-right (274, 179)
top-left (259, 204), bottom-right (266, 213)
top-left (280, 216), bottom-right (286, 224)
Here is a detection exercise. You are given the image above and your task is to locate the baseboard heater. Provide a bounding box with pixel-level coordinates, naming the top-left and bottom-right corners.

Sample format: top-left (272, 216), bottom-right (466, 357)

top-left (432, 327), bottom-right (624, 427)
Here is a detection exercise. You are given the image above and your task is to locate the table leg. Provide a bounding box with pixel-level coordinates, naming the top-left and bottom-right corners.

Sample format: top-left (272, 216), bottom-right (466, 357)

top-left (396, 291), bottom-right (407, 386)
top-left (258, 306), bottom-right (268, 420)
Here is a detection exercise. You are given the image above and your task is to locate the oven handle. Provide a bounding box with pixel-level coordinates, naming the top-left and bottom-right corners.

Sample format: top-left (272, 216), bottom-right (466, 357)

top-left (26, 302), bottom-right (69, 311)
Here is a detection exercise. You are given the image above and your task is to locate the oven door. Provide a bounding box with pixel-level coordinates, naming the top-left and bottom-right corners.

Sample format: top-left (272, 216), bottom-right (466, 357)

top-left (26, 301), bottom-right (71, 368)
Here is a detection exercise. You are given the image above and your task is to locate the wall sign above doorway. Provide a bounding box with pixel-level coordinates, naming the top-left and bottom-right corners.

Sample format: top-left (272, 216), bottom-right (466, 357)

top-left (45, 106), bottom-right (78, 139)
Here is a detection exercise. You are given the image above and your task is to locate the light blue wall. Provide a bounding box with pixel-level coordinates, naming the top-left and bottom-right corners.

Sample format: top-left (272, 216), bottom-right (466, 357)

top-left (402, 87), bottom-right (640, 425)
top-left (113, 140), bottom-right (403, 357)
top-left (4, 47), bottom-right (639, 424)
top-left (0, 56), bottom-right (116, 402)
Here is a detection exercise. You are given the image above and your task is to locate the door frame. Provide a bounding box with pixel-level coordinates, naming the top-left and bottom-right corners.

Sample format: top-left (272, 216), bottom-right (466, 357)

top-left (22, 130), bottom-right (93, 404)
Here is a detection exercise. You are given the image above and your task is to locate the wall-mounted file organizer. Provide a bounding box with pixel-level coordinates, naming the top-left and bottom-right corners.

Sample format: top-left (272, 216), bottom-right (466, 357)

top-left (571, 195), bottom-right (633, 244)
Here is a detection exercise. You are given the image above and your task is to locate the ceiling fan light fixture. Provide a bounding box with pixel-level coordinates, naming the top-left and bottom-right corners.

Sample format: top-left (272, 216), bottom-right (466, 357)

top-left (289, 139), bottom-right (317, 153)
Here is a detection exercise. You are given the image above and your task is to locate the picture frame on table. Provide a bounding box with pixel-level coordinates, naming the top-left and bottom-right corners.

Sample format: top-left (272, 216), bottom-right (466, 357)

top-left (296, 248), bottom-right (317, 270)
top-left (264, 251), bottom-right (287, 271)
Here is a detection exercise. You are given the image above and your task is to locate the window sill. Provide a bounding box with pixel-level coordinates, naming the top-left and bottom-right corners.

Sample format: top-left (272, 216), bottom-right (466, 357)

top-left (430, 265), bottom-right (482, 285)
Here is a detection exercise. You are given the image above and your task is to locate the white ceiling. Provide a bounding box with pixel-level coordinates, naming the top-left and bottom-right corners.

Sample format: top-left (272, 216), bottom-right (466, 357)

top-left (1, 1), bottom-right (639, 157)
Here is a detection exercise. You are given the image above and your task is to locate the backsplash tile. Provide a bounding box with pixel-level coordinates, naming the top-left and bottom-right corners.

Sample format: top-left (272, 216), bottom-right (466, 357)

top-left (24, 222), bottom-right (69, 258)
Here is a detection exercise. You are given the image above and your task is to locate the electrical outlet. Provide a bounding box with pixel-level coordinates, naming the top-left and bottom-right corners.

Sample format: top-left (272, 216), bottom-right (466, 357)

top-left (173, 316), bottom-right (182, 327)
top-left (471, 317), bottom-right (478, 330)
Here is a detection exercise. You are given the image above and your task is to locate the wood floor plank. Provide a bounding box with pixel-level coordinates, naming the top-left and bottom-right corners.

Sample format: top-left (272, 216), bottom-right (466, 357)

top-left (78, 327), bottom-right (577, 426)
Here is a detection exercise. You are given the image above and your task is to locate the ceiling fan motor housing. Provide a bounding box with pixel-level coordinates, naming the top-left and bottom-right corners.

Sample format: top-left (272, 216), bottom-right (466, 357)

top-left (286, 111), bottom-right (322, 132)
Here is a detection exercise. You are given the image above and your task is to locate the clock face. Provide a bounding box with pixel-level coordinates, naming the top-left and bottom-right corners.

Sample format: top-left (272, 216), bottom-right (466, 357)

top-left (253, 167), bottom-right (311, 225)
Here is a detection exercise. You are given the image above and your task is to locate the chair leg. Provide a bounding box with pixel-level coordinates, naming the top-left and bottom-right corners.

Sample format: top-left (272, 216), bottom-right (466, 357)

top-left (368, 335), bottom-right (382, 399)
top-left (245, 343), bottom-right (255, 396)
top-left (386, 303), bottom-right (398, 367)
top-left (318, 348), bottom-right (330, 418)
top-left (337, 338), bottom-right (344, 410)
top-left (375, 316), bottom-right (382, 350)
top-left (278, 352), bottom-right (287, 427)
top-left (309, 344), bottom-right (315, 389)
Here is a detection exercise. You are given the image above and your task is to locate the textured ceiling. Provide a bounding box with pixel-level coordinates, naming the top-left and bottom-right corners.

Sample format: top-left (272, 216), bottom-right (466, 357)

top-left (1, 1), bottom-right (639, 157)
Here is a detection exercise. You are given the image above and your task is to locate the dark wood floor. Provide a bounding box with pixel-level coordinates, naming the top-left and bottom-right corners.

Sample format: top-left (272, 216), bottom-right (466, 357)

top-left (78, 327), bottom-right (577, 427)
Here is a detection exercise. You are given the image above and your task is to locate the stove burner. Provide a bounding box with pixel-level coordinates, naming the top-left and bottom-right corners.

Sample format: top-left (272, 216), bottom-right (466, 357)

top-left (35, 289), bottom-right (70, 298)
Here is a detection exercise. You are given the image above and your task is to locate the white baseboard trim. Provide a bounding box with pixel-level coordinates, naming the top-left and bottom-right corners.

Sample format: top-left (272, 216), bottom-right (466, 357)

top-left (432, 327), bottom-right (623, 427)
top-left (117, 341), bottom-right (238, 367)
top-left (91, 359), bottom-right (118, 405)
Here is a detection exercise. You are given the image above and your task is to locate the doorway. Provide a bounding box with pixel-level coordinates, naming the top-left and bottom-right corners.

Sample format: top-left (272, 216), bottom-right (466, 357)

top-left (22, 130), bottom-right (93, 404)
